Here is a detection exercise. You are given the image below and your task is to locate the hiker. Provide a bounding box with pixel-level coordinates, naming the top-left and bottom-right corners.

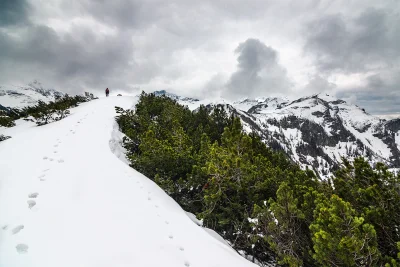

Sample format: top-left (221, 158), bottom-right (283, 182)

top-left (105, 88), bottom-right (110, 97)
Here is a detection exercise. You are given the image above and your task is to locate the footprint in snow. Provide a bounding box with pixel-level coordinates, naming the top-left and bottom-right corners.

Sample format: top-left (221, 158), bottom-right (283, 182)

top-left (28, 193), bottom-right (39, 198)
top-left (16, 244), bottom-right (29, 254)
top-left (58, 159), bottom-right (64, 163)
top-left (168, 235), bottom-right (174, 239)
top-left (27, 200), bottom-right (36, 209)
top-left (43, 169), bottom-right (50, 172)
top-left (54, 144), bottom-right (58, 147)
top-left (154, 205), bottom-right (159, 208)
top-left (49, 158), bottom-right (54, 162)
top-left (184, 261), bottom-right (190, 267)
top-left (38, 174), bottom-right (46, 181)
top-left (43, 156), bottom-right (48, 160)
top-left (179, 246), bottom-right (185, 251)
top-left (2, 225), bottom-right (8, 230)
top-left (165, 221), bottom-right (169, 225)
top-left (53, 151), bottom-right (58, 154)
top-left (147, 197), bottom-right (151, 201)
top-left (11, 225), bottom-right (24, 235)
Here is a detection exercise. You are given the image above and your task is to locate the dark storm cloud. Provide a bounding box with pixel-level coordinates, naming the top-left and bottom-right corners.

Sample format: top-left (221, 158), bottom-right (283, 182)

top-left (81, 0), bottom-right (159, 29)
top-left (82, 0), bottom-right (274, 29)
top-left (225, 39), bottom-right (291, 99)
top-left (304, 5), bottom-right (400, 115)
top-left (304, 8), bottom-right (400, 73)
top-left (337, 72), bottom-right (400, 114)
top-left (0, 0), bottom-right (398, 115)
top-left (0, 0), bottom-right (30, 26)
top-left (0, 24), bottom-right (149, 92)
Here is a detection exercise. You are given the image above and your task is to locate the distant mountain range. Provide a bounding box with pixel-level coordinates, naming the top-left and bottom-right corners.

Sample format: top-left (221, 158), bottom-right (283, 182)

top-left (1, 84), bottom-right (399, 178)
top-left (156, 91), bottom-right (400, 178)
top-left (0, 80), bottom-right (64, 109)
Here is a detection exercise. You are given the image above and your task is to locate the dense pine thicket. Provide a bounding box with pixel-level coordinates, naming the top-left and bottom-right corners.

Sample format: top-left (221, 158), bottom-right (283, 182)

top-left (116, 92), bottom-right (400, 267)
top-left (0, 92), bottom-right (97, 128)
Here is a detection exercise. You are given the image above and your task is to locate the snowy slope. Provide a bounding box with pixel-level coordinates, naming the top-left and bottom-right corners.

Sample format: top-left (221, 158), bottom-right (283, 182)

top-left (0, 96), bottom-right (256, 267)
top-left (0, 80), bottom-right (64, 109)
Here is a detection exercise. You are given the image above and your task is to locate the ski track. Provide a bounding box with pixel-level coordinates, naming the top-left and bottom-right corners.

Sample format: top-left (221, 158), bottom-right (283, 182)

top-left (0, 97), bottom-right (256, 267)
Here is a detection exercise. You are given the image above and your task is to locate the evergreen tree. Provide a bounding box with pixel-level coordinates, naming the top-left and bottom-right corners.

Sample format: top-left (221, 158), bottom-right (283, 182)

top-left (334, 158), bottom-right (400, 263)
top-left (114, 91), bottom-right (400, 266)
top-left (31, 100), bottom-right (56, 125)
top-left (310, 194), bottom-right (380, 267)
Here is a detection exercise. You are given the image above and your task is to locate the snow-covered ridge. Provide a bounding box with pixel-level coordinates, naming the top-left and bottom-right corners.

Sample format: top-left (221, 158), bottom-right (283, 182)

top-left (160, 91), bottom-right (400, 179)
top-left (0, 96), bottom-right (257, 267)
top-left (0, 80), bottom-right (64, 109)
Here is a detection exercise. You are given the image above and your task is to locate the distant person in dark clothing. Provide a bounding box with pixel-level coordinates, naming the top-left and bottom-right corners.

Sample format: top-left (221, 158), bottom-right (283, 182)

top-left (105, 88), bottom-right (109, 97)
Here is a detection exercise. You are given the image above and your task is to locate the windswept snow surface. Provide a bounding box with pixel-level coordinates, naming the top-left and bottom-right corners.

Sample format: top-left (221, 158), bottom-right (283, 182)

top-left (0, 97), bottom-right (256, 267)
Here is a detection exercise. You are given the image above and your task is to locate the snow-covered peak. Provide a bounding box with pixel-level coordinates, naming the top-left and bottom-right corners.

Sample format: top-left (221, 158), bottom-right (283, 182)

top-left (232, 97), bottom-right (289, 113)
top-left (153, 90), bottom-right (199, 103)
top-left (232, 98), bottom-right (263, 112)
top-left (0, 81), bottom-right (65, 109)
top-left (248, 93), bottom-right (380, 129)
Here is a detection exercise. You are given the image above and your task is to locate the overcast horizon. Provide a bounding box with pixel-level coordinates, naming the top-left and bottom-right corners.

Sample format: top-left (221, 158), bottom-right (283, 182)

top-left (1, 0), bottom-right (399, 115)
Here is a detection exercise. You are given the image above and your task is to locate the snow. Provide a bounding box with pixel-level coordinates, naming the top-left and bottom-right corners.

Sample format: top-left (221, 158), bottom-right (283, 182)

top-left (266, 125), bottom-right (279, 133)
top-left (202, 228), bottom-right (235, 252)
top-left (0, 82), bottom-right (64, 108)
top-left (342, 120), bottom-right (391, 159)
top-left (185, 212), bottom-right (203, 226)
top-left (109, 121), bottom-right (130, 165)
top-left (280, 127), bottom-right (302, 163)
top-left (306, 155), bottom-right (314, 164)
top-left (184, 212), bottom-right (235, 251)
top-left (0, 96), bottom-right (257, 267)
top-left (232, 99), bottom-right (262, 112)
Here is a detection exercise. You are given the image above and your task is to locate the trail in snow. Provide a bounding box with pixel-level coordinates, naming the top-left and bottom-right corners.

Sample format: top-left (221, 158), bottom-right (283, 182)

top-left (0, 97), bottom-right (257, 267)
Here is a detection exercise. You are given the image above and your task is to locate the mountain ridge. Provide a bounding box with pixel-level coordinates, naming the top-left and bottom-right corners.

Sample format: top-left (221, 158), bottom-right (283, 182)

top-left (0, 80), bottom-right (65, 109)
top-left (1, 84), bottom-right (398, 178)
top-left (161, 91), bottom-right (400, 178)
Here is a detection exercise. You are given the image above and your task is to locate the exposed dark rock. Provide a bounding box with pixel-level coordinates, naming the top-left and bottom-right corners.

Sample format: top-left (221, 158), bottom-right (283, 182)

top-left (0, 135), bottom-right (11, 142)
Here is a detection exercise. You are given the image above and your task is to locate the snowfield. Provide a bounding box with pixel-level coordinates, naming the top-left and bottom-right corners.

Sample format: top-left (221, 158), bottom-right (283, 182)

top-left (0, 96), bottom-right (257, 267)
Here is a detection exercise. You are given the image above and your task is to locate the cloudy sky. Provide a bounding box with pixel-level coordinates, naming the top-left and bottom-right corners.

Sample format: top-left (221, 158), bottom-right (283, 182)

top-left (1, 0), bottom-right (399, 115)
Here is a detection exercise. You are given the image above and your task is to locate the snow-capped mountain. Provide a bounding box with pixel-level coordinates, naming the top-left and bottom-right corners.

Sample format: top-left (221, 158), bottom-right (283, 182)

top-left (170, 92), bottom-right (400, 179)
top-left (0, 80), bottom-right (64, 109)
top-left (153, 90), bottom-right (200, 103)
